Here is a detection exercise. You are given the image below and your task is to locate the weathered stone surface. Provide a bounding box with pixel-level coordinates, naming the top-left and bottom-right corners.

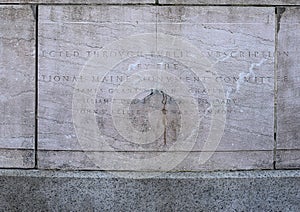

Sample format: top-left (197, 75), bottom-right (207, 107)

top-left (0, 170), bottom-right (299, 211)
top-left (160, 0), bottom-right (300, 5)
top-left (0, 0), bottom-right (153, 3)
top-left (39, 150), bottom-right (272, 171)
top-left (39, 6), bottom-right (274, 170)
top-left (276, 150), bottom-right (300, 169)
top-left (38, 5), bottom-right (158, 167)
top-left (157, 7), bottom-right (275, 151)
top-left (277, 7), bottom-right (300, 168)
top-left (0, 6), bottom-right (35, 168)
top-left (0, 150), bottom-right (34, 168)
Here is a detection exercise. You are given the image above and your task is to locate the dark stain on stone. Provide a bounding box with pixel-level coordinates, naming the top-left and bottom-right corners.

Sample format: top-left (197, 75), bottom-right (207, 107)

top-left (276, 7), bottom-right (286, 33)
top-left (129, 89), bottom-right (181, 146)
top-left (162, 91), bottom-right (167, 145)
top-left (30, 5), bottom-right (37, 21)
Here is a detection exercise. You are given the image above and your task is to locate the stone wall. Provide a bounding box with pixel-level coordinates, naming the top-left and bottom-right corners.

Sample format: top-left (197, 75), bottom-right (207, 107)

top-left (0, 1), bottom-right (300, 211)
top-left (0, 1), bottom-right (299, 172)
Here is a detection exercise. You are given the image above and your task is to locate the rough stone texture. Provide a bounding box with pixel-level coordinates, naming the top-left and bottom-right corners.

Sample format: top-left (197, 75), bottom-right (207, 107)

top-left (0, 6), bottom-right (35, 168)
top-left (0, 170), bottom-right (299, 211)
top-left (38, 6), bottom-right (274, 171)
top-left (277, 7), bottom-right (300, 169)
top-left (160, 0), bottom-right (300, 5)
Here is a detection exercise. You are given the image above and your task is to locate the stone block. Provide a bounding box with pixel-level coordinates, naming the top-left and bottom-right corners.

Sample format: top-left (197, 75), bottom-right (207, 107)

top-left (0, 170), bottom-right (299, 211)
top-left (0, 6), bottom-right (35, 168)
top-left (39, 150), bottom-right (272, 171)
top-left (276, 150), bottom-right (300, 169)
top-left (38, 6), bottom-right (274, 171)
top-left (277, 7), bottom-right (300, 168)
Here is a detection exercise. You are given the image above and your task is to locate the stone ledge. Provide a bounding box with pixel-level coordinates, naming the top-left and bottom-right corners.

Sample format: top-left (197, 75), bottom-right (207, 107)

top-left (0, 169), bottom-right (300, 178)
top-left (0, 169), bottom-right (299, 211)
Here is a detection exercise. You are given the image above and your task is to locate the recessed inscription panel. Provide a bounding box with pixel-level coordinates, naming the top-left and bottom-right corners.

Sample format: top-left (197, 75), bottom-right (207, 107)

top-left (39, 6), bottom-right (274, 171)
top-left (277, 7), bottom-right (300, 169)
top-left (0, 6), bottom-right (35, 168)
top-left (38, 6), bottom-right (160, 170)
